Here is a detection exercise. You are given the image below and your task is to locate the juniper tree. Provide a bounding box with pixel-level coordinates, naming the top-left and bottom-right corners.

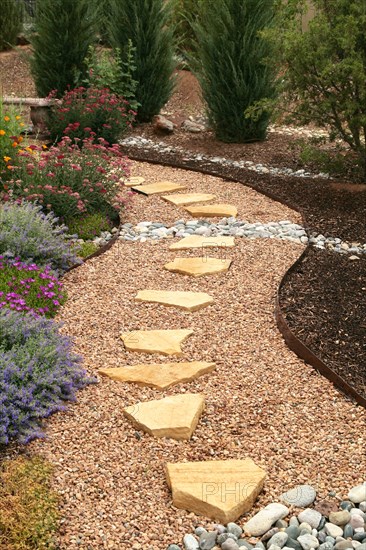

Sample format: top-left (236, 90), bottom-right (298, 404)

top-left (190, 0), bottom-right (276, 143)
top-left (0, 0), bottom-right (23, 51)
top-left (30, 0), bottom-right (98, 97)
top-left (108, 0), bottom-right (176, 122)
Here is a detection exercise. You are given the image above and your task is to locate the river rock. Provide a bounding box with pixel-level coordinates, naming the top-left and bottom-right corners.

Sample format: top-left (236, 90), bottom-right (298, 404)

top-left (298, 534), bottom-right (320, 550)
top-left (350, 516), bottom-right (365, 530)
top-left (268, 532), bottom-right (289, 548)
top-left (184, 534), bottom-right (200, 550)
top-left (329, 512), bottom-right (351, 527)
top-left (299, 510), bottom-right (322, 529)
top-left (348, 485), bottom-right (366, 504)
top-left (281, 486), bottom-right (316, 508)
top-left (244, 504), bottom-right (290, 536)
top-left (325, 524), bottom-right (344, 538)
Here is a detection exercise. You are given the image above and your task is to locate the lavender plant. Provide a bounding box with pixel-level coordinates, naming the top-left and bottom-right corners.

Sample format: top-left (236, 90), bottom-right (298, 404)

top-left (0, 309), bottom-right (94, 445)
top-left (0, 201), bottom-right (80, 274)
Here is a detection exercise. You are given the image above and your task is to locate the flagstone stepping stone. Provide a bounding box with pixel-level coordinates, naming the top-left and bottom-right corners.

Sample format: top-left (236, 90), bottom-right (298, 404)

top-left (169, 235), bottom-right (235, 250)
top-left (161, 193), bottom-right (216, 206)
top-left (123, 393), bottom-right (205, 440)
top-left (165, 458), bottom-right (267, 523)
top-left (121, 329), bottom-right (194, 356)
top-left (132, 181), bottom-right (186, 195)
top-left (98, 361), bottom-right (216, 389)
top-left (135, 290), bottom-right (214, 311)
top-left (124, 176), bottom-right (146, 187)
top-left (184, 204), bottom-right (238, 218)
top-left (164, 257), bottom-right (232, 277)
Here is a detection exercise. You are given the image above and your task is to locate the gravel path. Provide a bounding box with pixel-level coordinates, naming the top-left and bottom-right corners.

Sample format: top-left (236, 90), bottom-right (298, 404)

top-left (30, 163), bottom-right (366, 550)
top-left (123, 162), bottom-right (303, 226)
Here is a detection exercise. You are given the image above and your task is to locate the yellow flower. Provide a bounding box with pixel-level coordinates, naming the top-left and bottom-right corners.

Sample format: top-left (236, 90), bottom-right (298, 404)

top-left (42, 144), bottom-right (48, 150)
top-left (18, 136), bottom-right (23, 143)
top-left (0, 130), bottom-right (5, 136)
top-left (19, 122), bottom-right (24, 127)
top-left (12, 141), bottom-right (18, 147)
top-left (3, 156), bottom-right (11, 162)
top-left (15, 115), bottom-right (21, 120)
top-left (4, 116), bottom-right (10, 122)
top-left (7, 165), bottom-right (14, 170)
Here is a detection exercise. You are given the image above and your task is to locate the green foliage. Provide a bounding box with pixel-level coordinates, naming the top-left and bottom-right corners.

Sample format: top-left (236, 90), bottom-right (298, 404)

top-left (75, 240), bottom-right (99, 259)
top-left (297, 137), bottom-right (360, 180)
top-left (109, 0), bottom-right (176, 122)
top-left (0, 456), bottom-right (59, 549)
top-left (0, 0), bottom-right (23, 51)
top-left (170, 0), bottom-right (207, 62)
top-left (0, 100), bottom-right (25, 181)
top-left (30, 0), bottom-right (99, 97)
top-left (190, 0), bottom-right (276, 143)
top-left (83, 43), bottom-right (139, 112)
top-left (270, 0), bottom-right (366, 178)
top-left (66, 212), bottom-right (114, 241)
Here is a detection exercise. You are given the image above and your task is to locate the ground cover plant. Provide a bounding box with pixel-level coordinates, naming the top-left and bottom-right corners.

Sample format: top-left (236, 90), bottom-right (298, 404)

top-left (0, 201), bottom-right (79, 274)
top-left (4, 136), bottom-right (130, 222)
top-left (0, 455), bottom-right (59, 549)
top-left (0, 256), bottom-right (66, 318)
top-left (47, 85), bottom-right (136, 145)
top-left (190, 0), bottom-right (276, 142)
top-left (66, 212), bottom-right (114, 241)
top-left (0, 308), bottom-right (92, 445)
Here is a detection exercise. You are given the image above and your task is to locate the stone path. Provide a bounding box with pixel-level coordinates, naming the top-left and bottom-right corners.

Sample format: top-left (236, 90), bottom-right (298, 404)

top-left (32, 161), bottom-right (366, 549)
top-left (103, 175), bottom-right (272, 523)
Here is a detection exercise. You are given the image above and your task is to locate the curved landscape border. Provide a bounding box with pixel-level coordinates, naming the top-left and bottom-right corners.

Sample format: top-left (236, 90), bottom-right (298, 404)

top-left (122, 148), bottom-right (366, 409)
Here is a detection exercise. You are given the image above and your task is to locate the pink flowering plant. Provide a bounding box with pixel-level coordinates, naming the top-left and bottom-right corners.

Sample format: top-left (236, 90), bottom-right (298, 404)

top-left (0, 256), bottom-right (66, 318)
top-left (47, 86), bottom-right (136, 145)
top-left (4, 136), bottom-right (131, 221)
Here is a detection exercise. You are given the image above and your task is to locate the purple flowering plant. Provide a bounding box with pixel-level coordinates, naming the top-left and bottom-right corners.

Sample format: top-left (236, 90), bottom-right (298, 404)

top-left (0, 256), bottom-right (66, 318)
top-left (0, 309), bottom-right (94, 445)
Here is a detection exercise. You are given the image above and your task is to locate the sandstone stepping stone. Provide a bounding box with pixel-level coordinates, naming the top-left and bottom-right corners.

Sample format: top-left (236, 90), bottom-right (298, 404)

top-left (124, 176), bottom-right (145, 187)
top-left (164, 257), bottom-right (232, 277)
top-left (169, 235), bottom-right (235, 250)
top-left (184, 204), bottom-right (238, 218)
top-left (98, 361), bottom-right (216, 389)
top-left (135, 290), bottom-right (214, 311)
top-left (165, 458), bottom-right (266, 523)
top-left (123, 393), bottom-right (205, 440)
top-left (132, 181), bottom-right (186, 195)
top-left (161, 193), bottom-right (216, 206)
top-left (121, 329), bottom-right (193, 356)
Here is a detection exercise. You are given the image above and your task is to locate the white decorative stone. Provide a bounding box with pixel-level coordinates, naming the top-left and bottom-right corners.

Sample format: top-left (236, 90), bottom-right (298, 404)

top-left (348, 484), bottom-right (366, 504)
top-left (244, 503), bottom-right (290, 536)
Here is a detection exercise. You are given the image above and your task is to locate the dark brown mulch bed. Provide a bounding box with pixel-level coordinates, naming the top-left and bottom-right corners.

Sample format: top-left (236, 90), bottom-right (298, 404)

top-left (280, 249), bottom-right (366, 400)
top-left (122, 145), bottom-right (366, 403)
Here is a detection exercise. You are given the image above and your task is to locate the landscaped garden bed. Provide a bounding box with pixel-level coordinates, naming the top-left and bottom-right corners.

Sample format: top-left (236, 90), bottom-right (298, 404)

top-left (0, 0), bottom-right (365, 548)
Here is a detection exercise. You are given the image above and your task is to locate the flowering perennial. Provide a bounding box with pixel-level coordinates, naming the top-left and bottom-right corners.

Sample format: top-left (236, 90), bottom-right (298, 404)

top-left (0, 257), bottom-right (66, 318)
top-left (3, 136), bottom-right (131, 220)
top-left (0, 309), bottom-right (93, 444)
top-left (48, 86), bottom-right (136, 144)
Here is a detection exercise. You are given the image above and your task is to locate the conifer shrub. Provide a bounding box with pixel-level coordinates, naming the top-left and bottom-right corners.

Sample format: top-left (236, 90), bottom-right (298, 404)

top-left (0, 0), bottom-right (23, 51)
top-left (30, 0), bottom-right (98, 97)
top-left (109, 0), bottom-right (176, 122)
top-left (190, 0), bottom-right (276, 143)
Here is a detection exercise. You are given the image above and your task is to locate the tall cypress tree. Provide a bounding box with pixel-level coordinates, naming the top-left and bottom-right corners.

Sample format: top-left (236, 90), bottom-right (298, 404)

top-left (109, 0), bottom-right (176, 123)
top-left (30, 0), bottom-right (98, 97)
top-left (191, 0), bottom-right (276, 143)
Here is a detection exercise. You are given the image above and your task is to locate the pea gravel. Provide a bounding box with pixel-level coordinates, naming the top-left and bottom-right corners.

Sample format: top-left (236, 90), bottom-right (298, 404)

top-left (29, 163), bottom-right (366, 550)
